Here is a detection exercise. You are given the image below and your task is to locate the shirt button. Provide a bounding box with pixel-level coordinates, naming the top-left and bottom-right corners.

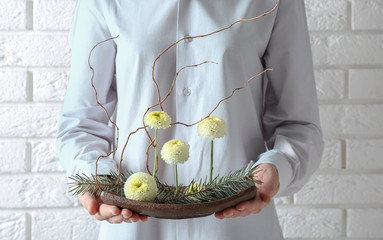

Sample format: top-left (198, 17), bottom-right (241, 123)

top-left (183, 88), bottom-right (191, 96)
top-left (184, 35), bottom-right (192, 43)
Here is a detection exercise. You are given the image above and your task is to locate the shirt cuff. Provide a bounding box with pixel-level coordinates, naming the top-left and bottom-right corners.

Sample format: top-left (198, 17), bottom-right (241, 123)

top-left (255, 150), bottom-right (294, 197)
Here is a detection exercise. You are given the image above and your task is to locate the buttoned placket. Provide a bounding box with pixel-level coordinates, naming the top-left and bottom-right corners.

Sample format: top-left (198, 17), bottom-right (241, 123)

top-left (175, 0), bottom-right (194, 140)
top-left (175, 1), bottom-right (194, 239)
top-left (175, 2), bottom-right (181, 239)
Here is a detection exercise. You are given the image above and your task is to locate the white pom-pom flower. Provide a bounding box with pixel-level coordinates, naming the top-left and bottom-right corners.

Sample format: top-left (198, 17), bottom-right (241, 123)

top-left (197, 116), bottom-right (227, 139)
top-left (144, 111), bottom-right (171, 129)
top-left (161, 139), bottom-right (189, 165)
top-left (124, 172), bottom-right (158, 202)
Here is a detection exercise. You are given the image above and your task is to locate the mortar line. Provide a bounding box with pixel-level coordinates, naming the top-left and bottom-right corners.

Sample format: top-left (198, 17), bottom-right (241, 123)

top-left (25, 212), bottom-right (32, 240)
top-left (347, 0), bottom-right (353, 31)
top-left (341, 138), bottom-right (347, 169)
top-left (26, 0), bottom-right (34, 30)
top-left (25, 141), bottom-right (32, 172)
top-left (26, 70), bottom-right (33, 102)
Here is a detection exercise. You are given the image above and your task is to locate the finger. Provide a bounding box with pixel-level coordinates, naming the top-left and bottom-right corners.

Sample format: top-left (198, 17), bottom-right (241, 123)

top-left (107, 214), bottom-right (126, 224)
top-left (215, 207), bottom-right (249, 219)
top-left (129, 213), bottom-right (142, 223)
top-left (78, 192), bottom-right (99, 215)
top-left (235, 198), bottom-right (255, 211)
top-left (214, 211), bottom-right (225, 219)
top-left (120, 209), bottom-right (146, 223)
top-left (121, 209), bottom-right (133, 219)
top-left (124, 218), bottom-right (132, 223)
top-left (94, 213), bottom-right (107, 221)
top-left (109, 213), bottom-right (142, 224)
top-left (222, 207), bottom-right (239, 218)
top-left (236, 196), bottom-right (267, 211)
top-left (99, 203), bottom-right (121, 218)
top-left (139, 215), bottom-right (148, 222)
top-left (224, 208), bottom-right (248, 218)
top-left (234, 194), bottom-right (269, 216)
top-left (215, 207), bottom-right (244, 219)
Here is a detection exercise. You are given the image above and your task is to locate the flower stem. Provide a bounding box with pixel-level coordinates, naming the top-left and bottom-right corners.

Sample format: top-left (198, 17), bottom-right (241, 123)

top-left (153, 128), bottom-right (158, 178)
top-left (175, 165), bottom-right (179, 194)
top-left (210, 139), bottom-right (214, 182)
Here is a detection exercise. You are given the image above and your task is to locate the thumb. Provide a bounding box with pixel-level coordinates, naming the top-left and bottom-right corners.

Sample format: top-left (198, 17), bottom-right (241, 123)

top-left (79, 192), bottom-right (99, 215)
top-left (257, 165), bottom-right (280, 202)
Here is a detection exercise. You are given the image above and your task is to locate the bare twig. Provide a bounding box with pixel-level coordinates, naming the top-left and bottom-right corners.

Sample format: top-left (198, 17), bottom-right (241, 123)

top-left (151, 0), bottom-right (280, 110)
top-left (89, 1), bottom-right (280, 189)
top-left (88, 35), bottom-right (120, 190)
top-left (141, 61), bottom-right (218, 175)
top-left (170, 68), bottom-right (273, 128)
top-left (116, 125), bottom-right (148, 184)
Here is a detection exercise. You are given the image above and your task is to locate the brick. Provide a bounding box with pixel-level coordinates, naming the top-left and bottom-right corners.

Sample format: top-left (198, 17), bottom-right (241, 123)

top-left (277, 208), bottom-right (343, 238)
top-left (33, 69), bottom-right (69, 102)
top-left (34, 0), bottom-right (76, 30)
top-left (0, 0), bottom-right (26, 30)
top-left (348, 209), bottom-right (383, 238)
top-left (31, 139), bottom-right (64, 172)
top-left (347, 139), bottom-right (383, 169)
top-left (0, 70), bottom-right (28, 102)
top-left (315, 69), bottom-right (345, 100)
top-left (352, 0), bottom-right (383, 30)
top-left (312, 34), bottom-right (383, 65)
top-left (0, 33), bottom-right (71, 67)
top-left (32, 209), bottom-right (100, 240)
top-left (305, 0), bottom-right (348, 31)
top-left (0, 213), bottom-right (26, 240)
top-left (0, 141), bottom-right (27, 173)
top-left (349, 69), bottom-right (383, 100)
top-left (0, 104), bottom-right (61, 137)
top-left (320, 139), bottom-right (342, 170)
top-left (320, 104), bottom-right (383, 135)
top-left (294, 173), bottom-right (383, 204)
top-left (72, 219), bottom-right (101, 240)
top-left (0, 174), bottom-right (78, 208)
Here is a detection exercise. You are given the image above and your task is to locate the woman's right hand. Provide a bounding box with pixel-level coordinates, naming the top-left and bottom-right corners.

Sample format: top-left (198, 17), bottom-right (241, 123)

top-left (79, 192), bottom-right (148, 224)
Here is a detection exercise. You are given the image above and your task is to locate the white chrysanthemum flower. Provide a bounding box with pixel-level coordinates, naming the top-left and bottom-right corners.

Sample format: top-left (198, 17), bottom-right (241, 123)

top-left (197, 116), bottom-right (227, 139)
top-left (124, 172), bottom-right (158, 202)
top-left (161, 139), bottom-right (189, 165)
top-left (144, 111), bottom-right (171, 129)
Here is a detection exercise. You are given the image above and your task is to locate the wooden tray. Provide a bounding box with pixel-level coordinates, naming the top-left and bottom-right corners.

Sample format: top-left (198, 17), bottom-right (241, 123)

top-left (100, 185), bottom-right (257, 219)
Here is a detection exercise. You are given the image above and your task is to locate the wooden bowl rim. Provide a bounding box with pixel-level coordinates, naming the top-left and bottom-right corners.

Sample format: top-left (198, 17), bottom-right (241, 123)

top-left (100, 185), bottom-right (257, 219)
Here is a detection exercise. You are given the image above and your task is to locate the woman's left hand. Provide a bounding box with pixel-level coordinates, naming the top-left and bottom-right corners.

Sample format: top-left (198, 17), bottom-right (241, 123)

top-left (215, 163), bottom-right (280, 219)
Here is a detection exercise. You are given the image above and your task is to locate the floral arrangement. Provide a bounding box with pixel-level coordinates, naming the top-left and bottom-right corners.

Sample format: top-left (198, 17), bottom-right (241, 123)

top-left (69, 1), bottom-right (279, 208)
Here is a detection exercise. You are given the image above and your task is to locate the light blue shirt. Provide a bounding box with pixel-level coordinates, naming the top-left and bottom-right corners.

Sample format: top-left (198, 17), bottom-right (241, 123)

top-left (57, 0), bottom-right (323, 239)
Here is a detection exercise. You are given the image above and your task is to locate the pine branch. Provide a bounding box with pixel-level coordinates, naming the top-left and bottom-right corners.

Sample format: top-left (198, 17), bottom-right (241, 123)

top-left (68, 162), bottom-right (262, 204)
top-left (156, 161), bottom-right (262, 204)
top-left (68, 170), bottom-right (133, 197)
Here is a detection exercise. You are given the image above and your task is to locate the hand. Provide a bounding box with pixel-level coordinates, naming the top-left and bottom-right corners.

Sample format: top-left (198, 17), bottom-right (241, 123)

top-left (215, 163), bottom-right (280, 219)
top-left (79, 191), bottom-right (148, 224)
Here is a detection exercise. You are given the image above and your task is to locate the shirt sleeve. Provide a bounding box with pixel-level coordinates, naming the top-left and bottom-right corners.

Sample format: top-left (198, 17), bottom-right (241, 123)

top-left (255, 0), bottom-right (324, 197)
top-left (56, 0), bottom-right (118, 176)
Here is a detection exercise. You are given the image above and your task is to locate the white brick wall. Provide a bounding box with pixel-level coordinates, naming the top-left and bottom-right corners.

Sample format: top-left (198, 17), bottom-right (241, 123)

top-left (0, 0), bottom-right (382, 239)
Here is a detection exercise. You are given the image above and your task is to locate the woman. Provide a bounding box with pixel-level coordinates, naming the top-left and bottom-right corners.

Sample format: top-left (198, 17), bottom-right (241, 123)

top-left (57, 0), bottom-right (323, 239)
